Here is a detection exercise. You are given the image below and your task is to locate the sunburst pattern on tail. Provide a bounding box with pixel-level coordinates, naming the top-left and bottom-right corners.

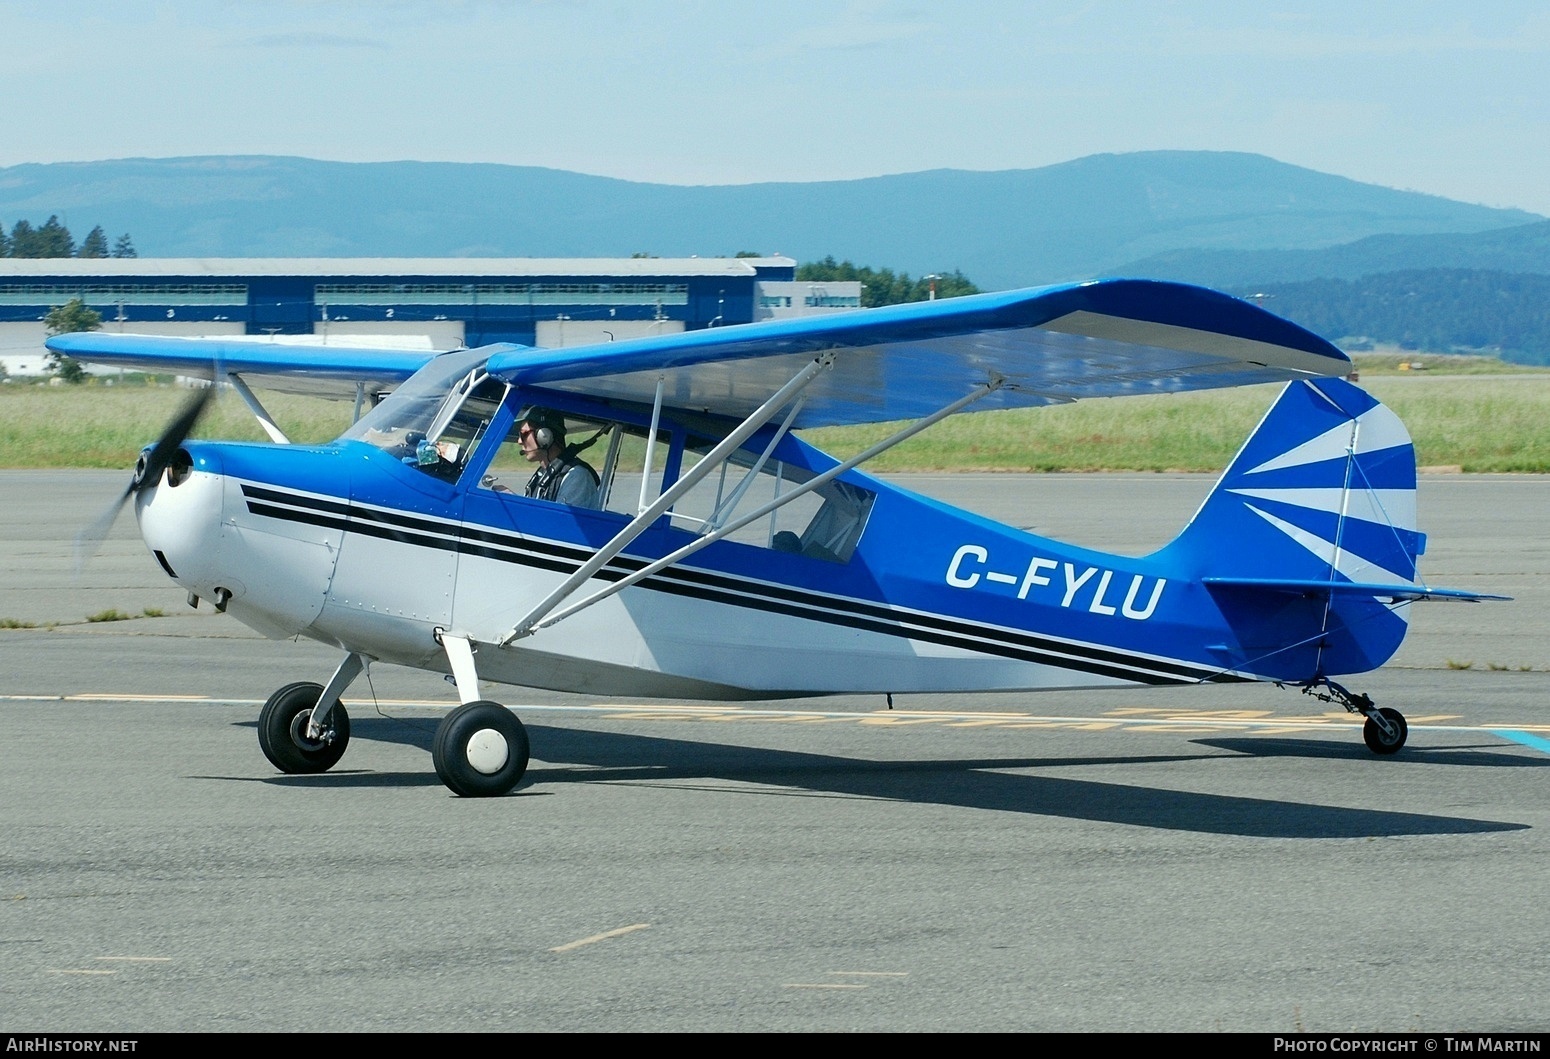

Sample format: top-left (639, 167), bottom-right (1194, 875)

top-left (1165, 378), bottom-right (1501, 681)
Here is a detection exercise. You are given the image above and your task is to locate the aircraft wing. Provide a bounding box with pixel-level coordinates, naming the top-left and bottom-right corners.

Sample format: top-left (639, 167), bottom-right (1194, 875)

top-left (43, 332), bottom-right (444, 400)
top-left (484, 279), bottom-right (1352, 428)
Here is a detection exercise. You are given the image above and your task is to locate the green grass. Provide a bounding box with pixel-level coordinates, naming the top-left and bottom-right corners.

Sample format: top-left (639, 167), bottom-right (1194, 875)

top-left (85, 608), bottom-right (133, 623)
top-left (0, 383), bottom-right (351, 468)
top-left (1347, 351), bottom-right (1544, 376)
top-left (808, 376), bottom-right (1550, 473)
top-left (4, 367), bottom-right (1548, 473)
top-left (1371, 379), bottom-right (1550, 472)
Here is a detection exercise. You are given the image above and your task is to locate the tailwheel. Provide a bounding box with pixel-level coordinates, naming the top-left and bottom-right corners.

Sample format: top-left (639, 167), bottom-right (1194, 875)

top-left (258, 681), bottom-right (351, 774)
top-left (1362, 706), bottom-right (1408, 756)
top-left (1298, 677), bottom-right (1408, 757)
top-left (432, 700), bottom-right (530, 797)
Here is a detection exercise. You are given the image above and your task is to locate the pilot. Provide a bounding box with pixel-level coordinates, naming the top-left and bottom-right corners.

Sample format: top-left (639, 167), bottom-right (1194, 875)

top-left (516, 406), bottom-right (601, 509)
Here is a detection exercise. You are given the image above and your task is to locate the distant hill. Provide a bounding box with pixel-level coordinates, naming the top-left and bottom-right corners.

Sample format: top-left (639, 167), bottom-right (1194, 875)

top-left (1228, 270), bottom-right (1550, 365)
top-left (0, 152), bottom-right (1538, 290)
top-left (1107, 219), bottom-right (1550, 363)
top-left (1114, 220), bottom-right (1550, 286)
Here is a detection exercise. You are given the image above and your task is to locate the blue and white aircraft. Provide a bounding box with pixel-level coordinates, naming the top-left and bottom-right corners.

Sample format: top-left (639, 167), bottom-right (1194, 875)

top-left (48, 279), bottom-right (1505, 797)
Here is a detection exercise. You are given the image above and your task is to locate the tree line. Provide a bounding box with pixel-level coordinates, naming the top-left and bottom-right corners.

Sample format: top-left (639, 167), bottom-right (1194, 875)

top-left (1233, 269), bottom-right (1550, 365)
top-left (797, 257), bottom-right (978, 306)
top-left (3, 215), bottom-right (136, 258)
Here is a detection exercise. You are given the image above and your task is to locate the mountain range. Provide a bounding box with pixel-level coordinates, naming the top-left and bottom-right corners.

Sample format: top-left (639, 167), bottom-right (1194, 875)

top-left (1, 151), bottom-right (1544, 291)
top-left (1120, 218), bottom-right (1550, 288)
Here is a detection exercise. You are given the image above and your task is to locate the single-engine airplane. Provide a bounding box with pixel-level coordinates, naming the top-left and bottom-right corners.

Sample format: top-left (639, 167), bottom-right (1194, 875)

top-left (48, 279), bottom-right (1507, 797)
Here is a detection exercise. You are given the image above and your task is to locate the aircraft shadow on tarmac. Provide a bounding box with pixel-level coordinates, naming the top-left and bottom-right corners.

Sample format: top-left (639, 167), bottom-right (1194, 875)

top-left (1197, 736), bottom-right (1550, 769)
top-left (234, 718), bottom-right (1527, 840)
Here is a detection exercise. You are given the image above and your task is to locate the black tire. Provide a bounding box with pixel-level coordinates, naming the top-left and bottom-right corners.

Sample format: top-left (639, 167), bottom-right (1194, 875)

top-left (432, 700), bottom-right (529, 798)
top-left (1362, 707), bottom-right (1408, 755)
top-left (258, 681), bottom-right (351, 774)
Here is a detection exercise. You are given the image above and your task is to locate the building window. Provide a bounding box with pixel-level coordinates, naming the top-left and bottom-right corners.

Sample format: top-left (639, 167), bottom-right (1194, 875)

top-left (0, 283), bottom-right (248, 306)
top-left (315, 282), bottom-right (690, 306)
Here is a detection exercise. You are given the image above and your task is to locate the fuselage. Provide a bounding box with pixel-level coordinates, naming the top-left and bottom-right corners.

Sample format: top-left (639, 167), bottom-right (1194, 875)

top-left (137, 434), bottom-right (1281, 701)
top-left (134, 360), bottom-right (1414, 699)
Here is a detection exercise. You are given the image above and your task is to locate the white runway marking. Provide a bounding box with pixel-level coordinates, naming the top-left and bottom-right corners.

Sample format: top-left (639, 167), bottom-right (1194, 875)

top-left (4, 693), bottom-right (1547, 741)
top-left (550, 923), bottom-right (651, 953)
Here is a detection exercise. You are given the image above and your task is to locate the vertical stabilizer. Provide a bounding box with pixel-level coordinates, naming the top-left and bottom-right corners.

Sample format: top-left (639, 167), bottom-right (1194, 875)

top-left (1164, 377), bottom-right (1422, 678)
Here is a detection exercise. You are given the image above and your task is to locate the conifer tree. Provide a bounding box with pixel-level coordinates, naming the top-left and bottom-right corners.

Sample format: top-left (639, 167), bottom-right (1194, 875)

top-left (77, 225), bottom-right (110, 258)
top-left (43, 297), bottom-right (100, 384)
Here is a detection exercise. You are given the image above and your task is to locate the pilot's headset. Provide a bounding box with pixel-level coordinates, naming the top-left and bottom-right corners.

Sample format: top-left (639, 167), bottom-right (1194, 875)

top-left (519, 406), bottom-right (565, 450)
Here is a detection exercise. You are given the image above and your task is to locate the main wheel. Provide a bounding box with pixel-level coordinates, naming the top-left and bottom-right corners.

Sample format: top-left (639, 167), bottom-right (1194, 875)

top-left (258, 681), bottom-right (351, 774)
top-left (432, 700), bottom-right (530, 798)
top-left (1362, 707), bottom-right (1408, 755)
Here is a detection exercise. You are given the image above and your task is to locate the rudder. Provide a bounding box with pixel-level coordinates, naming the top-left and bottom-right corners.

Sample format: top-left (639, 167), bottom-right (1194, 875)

top-left (1163, 377), bottom-right (1422, 679)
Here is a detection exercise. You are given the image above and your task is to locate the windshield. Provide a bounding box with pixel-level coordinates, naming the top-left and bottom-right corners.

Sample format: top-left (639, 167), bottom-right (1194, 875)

top-left (338, 349), bottom-right (490, 457)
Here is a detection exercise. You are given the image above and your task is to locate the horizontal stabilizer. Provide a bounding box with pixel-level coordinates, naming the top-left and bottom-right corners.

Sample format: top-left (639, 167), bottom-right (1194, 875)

top-left (1203, 577), bottom-right (1511, 603)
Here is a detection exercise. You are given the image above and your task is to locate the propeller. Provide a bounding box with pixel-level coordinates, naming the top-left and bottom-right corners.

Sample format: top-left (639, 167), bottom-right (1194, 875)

top-left (75, 384), bottom-right (217, 570)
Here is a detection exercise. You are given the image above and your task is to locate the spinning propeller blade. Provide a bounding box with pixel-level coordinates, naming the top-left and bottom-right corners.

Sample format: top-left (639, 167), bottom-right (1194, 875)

top-left (74, 384), bottom-right (217, 571)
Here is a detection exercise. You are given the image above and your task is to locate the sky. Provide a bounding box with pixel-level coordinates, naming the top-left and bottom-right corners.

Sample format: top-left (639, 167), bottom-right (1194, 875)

top-left (5, 0), bottom-right (1549, 215)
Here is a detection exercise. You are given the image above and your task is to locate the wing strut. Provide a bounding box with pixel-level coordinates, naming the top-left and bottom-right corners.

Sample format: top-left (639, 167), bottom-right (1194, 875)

top-left (503, 374), bottom-right (1006, 643)
top-left (638, 376), bottom-right (665, 515)
top-left (227, 372), bottom-right (291, 444)
top-left (703, 394), bottom-right (807, 533)
top-left (498, 354), bottom-right (837, 645)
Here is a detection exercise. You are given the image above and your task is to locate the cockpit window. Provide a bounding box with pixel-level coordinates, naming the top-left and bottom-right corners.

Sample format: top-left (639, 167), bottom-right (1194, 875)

top-left (419, 375), bottom-right (506, 481)
top-left (338, 355), bottom-right (874, 559)
top-left (339, 350), bottom-right (499, 477)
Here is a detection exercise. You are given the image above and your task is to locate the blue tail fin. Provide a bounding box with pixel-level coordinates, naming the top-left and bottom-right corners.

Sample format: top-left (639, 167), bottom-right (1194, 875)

top-left (1164, 377), bottom-right (1422, 679)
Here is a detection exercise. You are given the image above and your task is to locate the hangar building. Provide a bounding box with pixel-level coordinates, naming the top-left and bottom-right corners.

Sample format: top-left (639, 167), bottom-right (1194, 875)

top-left (0, 257), bottom-right (861, 376)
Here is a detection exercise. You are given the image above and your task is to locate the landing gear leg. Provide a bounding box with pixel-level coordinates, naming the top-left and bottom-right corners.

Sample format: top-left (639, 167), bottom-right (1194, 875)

top-left (1299, 676), bottom-right (1408, 755)
top-left (430, 633), bottom-right (530, 797)
top-left (257, 652), bottom-right (365, 774)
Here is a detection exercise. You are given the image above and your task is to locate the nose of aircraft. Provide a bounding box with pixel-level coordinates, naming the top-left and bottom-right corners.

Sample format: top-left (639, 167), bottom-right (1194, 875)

top-left (134, 446), bottom-right (229, 598)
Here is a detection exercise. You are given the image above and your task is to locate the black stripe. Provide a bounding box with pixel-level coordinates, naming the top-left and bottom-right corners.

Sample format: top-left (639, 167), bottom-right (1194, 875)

top-left (240, 484), bottom-right (1238, 685)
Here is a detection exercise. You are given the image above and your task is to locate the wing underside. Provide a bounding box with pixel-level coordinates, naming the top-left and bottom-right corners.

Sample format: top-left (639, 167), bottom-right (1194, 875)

top-left (42, 333), bottom-right (445, 400)
top-left (485, 279), bottom-right (1352, 428)
top-left (45, 279), bottom-right (1350, 423)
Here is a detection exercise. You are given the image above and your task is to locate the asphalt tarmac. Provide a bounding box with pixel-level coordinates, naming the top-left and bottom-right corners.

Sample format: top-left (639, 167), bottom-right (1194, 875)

top-left (2, 471), bottom-right (1547, 1033)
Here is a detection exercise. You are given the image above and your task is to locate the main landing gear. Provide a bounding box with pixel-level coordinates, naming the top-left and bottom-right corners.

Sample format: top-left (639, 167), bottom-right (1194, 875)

top-left (431, 700), bottom-right (530, 797)
top-left (258, 681), bottom-right (352, 773)
top-left (255, 643), bottom-right (531, 797)
top-left (1298, 677), bottom-right (1408, 755)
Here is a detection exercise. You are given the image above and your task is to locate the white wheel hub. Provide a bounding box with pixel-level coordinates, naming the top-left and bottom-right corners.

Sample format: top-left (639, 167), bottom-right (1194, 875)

top-left (464, 728), bottom-right (510, 774)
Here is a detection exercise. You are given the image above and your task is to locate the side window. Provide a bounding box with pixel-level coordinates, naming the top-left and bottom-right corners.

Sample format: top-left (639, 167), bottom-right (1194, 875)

top-left (595, 425), bottom-right (669, 518)
top-left (668, 442), bottom-right (875, 562)
top-left (477, 408), bottom-right (636, 512)
top-left (466, 407), bottom-right (876, 562)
